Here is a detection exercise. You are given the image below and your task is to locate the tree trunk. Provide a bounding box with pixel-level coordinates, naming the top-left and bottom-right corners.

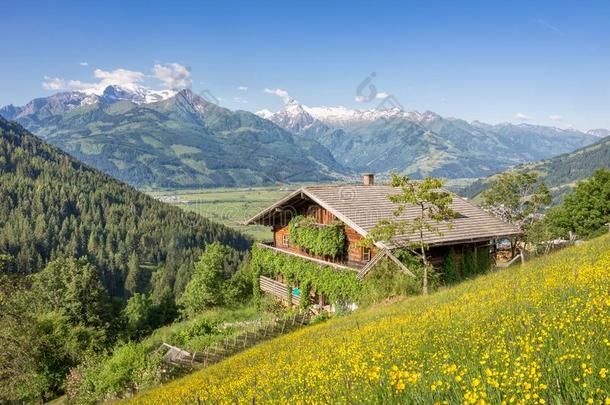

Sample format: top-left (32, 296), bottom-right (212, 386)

top-left (419, 204), bottom-right (429, 295)
top-left (422, 265), bottom-right (428, 295)
top-left (420, 241), bottom-right (429, 295)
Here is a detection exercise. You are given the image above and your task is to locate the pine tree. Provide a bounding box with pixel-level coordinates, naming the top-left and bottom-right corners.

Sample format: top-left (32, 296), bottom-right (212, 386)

top-left (123, 253), bottom-right (138, 296)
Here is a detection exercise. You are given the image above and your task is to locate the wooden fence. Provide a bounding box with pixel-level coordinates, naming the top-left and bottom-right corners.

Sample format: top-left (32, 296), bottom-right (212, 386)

top-left (157, 311), bottom-right (311, 373)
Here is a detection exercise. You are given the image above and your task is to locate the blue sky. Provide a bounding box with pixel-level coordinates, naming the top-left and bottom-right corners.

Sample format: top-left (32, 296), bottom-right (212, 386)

top-left (1, 0), bottom-right (609, 130)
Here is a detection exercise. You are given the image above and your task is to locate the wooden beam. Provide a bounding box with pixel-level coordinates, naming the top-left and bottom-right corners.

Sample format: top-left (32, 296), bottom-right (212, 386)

top-left (357, 249), bottom-right (416, 279)
top-left (385, 250), bottom-right (416, 277)
top-left (356, 250), bottom-right (387, 279)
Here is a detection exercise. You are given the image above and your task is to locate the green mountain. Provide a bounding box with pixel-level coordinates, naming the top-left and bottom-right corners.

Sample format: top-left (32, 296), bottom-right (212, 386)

top-left (262, 103), bottom-right (599, 179)
top-left (1, 87), bottom-right (348, 189)
top-left (460, 135), bottom-right (610, 201)
top-left (0, 116), bottom-right (250, 296)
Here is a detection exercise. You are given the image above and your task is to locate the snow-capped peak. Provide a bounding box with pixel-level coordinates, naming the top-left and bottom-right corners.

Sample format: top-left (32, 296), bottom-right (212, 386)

top-left (256, 109), bottom-right (274, 120)
top-left (260, 100), bottom-right (317, 134)
top-left (1, 85), bottom-right (184, 121)
top-left (587, 128), bottom-right (610, 138)
top-left (101, 85), bottom-right (176, 104)
top-left (258, 102), bottom-right (440, 131)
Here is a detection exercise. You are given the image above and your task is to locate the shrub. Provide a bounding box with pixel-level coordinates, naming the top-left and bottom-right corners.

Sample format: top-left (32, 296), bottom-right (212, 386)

top-left (441, 248), bottom-right (459, 283)
top-left (179, 243), bottom-right (230, 316)
top-left (66, 342), bottom-right (162, 403)
top-left (476, 246), bottom-right (492, 274)
top-left (123, 293), bottom-right (155, 339)
top-left (460, 249), bottom-right (477, 277)
top-left (288, 216), bottom-right (346, 258)
top-left (358, 258), bottom-right (422, 307)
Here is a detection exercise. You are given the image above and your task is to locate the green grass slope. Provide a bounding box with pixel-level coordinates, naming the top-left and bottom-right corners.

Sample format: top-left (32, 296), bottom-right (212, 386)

top-left (129, 234), bottom-right (610, 404)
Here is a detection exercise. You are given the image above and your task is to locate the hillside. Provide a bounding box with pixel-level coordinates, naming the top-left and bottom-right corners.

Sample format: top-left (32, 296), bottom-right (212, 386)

top-left (130, 235), bottom-right (610, 404)
top-left (261, 102), bottom-right (599, 179)
top-left (461, 135), bottom-right (610, 201)
top-left (0, 117), bottom-right (250, 296)
top-left (1, 87), bottom-right (348, 189)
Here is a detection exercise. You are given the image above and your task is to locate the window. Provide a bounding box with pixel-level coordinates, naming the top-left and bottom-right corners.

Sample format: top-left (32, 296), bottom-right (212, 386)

top-left (363, 247), bottom-right (371, 262)
top-left (282, 234), bottom-right (290, 247)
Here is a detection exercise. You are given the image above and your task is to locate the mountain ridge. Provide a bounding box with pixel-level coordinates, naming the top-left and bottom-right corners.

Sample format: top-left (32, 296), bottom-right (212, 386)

top-left (459, 134), bottom-right (610, 201)
top-left (1, 88), bottom-right (349, 189)
top-left (260, 101), bottom-right (600, 179)
top-left (2, 88), bottom-right (603, 189)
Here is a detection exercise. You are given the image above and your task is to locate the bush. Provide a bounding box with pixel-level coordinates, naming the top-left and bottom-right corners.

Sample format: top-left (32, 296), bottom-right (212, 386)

top-left (288, 216), bottom-right (346, 258)
top-left (460, 249), bottom-right (477, 277)
top-left (358, 258), bottom-right (422, 307)
top-left (66, 342), bottom-right (162, 403)
top-left (441, 248), bottom-right (459, 283)
top-left (223, 258), bottom-right (254, 306)
top-left (179, 243), bottom-right (231, 316)
top-left (476, 246), bottom-right (492, 274)
top-left (123, 293), bottom-right (155, 339)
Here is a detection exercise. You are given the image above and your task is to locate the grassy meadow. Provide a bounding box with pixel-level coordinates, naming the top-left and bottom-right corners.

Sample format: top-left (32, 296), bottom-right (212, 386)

top-left (129, 234), bottom-right (610, 404)
top-left (149, 186), bottom-right (295, 241)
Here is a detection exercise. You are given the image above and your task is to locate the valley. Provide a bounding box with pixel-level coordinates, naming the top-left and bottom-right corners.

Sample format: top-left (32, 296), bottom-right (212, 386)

top-left (2, 3), bottom-right (610, 403)
top-left (461, 134), bottom-right (610, 202)
top-left (149, 186), bottom-right (296, 240)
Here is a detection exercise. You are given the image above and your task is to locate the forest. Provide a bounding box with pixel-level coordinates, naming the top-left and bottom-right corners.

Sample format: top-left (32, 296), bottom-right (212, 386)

top-left (0, 118), bottom-right (250, 401)
top-left (0, 117), bottom-right (250, 297)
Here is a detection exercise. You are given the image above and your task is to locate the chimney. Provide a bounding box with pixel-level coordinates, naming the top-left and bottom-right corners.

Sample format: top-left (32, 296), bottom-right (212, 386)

top-left (362, 173), bottom-right (374, 186)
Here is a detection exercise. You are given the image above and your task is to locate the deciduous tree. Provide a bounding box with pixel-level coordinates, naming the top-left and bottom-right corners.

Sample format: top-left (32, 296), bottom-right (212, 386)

top-left (367, 174), bottom-right (457, 295)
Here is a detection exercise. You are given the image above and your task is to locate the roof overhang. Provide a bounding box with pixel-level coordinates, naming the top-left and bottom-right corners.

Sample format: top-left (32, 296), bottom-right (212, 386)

top-left (245, 186), bottom-right (522, 251)
top-left (245, 187), bottom-right (371, 232)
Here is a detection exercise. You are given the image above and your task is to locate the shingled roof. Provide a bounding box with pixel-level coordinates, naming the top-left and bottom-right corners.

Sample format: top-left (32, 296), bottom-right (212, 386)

top-left (245, 184), bottom-right (521, 247)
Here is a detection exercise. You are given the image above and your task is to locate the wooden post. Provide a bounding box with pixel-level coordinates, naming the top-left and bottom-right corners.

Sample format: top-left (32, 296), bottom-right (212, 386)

top-left (519, 248), bottom-right (525, 265)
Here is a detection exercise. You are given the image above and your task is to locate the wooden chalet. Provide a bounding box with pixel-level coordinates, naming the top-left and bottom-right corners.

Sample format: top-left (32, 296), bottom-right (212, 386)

top-left (245, 174), bottom-right (521, 310)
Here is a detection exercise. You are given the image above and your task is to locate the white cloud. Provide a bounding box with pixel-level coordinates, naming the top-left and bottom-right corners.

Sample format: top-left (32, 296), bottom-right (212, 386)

top-left (42, 76), bottom-right (66, 90)
top-left (264, 88), bottom-right (291, 104)
top-left (356, 91), bottom-right (389, 102)
top-left (63, 68), bottom-right (146, 94)
top-left (549, 114), bottom-right (563, 121)
top-left (153, 63), bottom-right (192, 90)
top-left (233, 97), bottom-right (248, 104)
top-left (514, 113), bottom-right (531, 121)
top-left (237, 86), bottom-right (248, 91)
top-left (95, 68), bottom-right (146, 88)
top-left (375, 91), bottom-right (390, 99)
top-left (42, 63), bottom-right (193, 95)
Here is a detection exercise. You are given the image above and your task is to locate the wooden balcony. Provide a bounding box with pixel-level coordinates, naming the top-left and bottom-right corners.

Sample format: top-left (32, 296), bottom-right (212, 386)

top-left (259, 275), bottom-right (301, 304)
top-left (255, 242), bottom-right (364, 272)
